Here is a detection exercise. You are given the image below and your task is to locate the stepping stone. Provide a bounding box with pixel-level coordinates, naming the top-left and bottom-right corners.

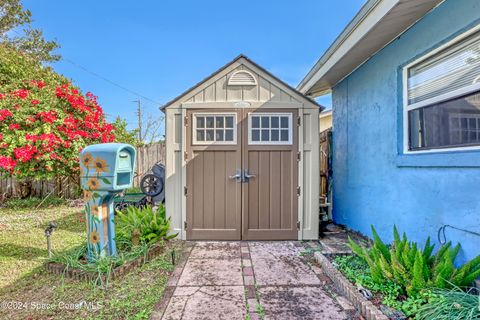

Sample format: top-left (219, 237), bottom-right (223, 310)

top-left (258, 286), bottom-right (348, 320)
top-left (249, 242), bottom-right (301, 257)
top-left (251, 256), bottom-right (320, 286)
top-left (178, 258), bottom-right (243, 286)
top-left (189, 241), bottom-right (241, 259)
top-left (159, 241), bottom-right (352, 320)
top-left (163, 286), bottom-right (246, 320)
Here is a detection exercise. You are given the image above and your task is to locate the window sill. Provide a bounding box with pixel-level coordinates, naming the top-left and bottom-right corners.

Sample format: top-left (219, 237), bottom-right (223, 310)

top-left (396, 151), bottom-right (480, 168)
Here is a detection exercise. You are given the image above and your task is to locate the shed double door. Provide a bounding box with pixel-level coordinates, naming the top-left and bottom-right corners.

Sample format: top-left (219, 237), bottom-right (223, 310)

top-left (186, 108), bottom-right (298, 240)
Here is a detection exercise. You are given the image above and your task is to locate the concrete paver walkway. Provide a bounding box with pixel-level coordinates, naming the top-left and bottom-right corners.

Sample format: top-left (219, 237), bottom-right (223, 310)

top-left (152, 241), bottom-right (348, 320)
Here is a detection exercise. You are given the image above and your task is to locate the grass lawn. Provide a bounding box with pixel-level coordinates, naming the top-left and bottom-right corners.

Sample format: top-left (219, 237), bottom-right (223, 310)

top-left (0, 204), bottom-right (181, 319)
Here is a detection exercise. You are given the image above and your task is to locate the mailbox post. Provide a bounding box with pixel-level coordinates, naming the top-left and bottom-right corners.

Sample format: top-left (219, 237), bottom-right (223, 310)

top-left (80, 143), bottom-right (136, 259)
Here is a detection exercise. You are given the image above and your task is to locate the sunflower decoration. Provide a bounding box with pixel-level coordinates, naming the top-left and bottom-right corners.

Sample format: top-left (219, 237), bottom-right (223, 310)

top-left (89, 230), bottom-right (100, 244)
top-left (82, 153), bottom-right (94, 168)
top-left (84, 190), bottom-right (93, 201)
top-left (87, 177), bottom-right (100, 190)
top-left (90, 204), bottom-right (99, 215)
top-left (92, 157), bottom-right (109, 173)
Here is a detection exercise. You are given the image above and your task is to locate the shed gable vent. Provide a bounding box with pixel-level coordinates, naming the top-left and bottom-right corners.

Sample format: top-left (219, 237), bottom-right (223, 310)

top-left (228, 70), bottom-right (257, 86)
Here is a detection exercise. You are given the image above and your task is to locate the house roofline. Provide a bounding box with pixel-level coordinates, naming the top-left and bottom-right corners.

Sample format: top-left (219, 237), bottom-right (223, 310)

top-left (297, 0), bottom-right (382, 93)
top-left (297, 0), bottom-right (444, 97)
top-left (319, 109), bottom-right (332, 118)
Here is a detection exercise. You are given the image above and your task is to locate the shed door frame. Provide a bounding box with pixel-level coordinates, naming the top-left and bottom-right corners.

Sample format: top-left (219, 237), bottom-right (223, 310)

top-left (185, 107), bottom-right (300, 240)
top-left (185, 108), bottom-right (243, 240)
top-left (242, 108), bottom-right (299, 240)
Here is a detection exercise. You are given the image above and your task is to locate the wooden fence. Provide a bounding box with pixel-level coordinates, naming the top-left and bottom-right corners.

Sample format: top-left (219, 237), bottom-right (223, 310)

top-left (320, 128), bottom-right (332, 201)
top-left (0, 175), bottom-right (80, 201)
top-left (0, 143), bottom-right (166, 200)
top-left (133, 142), bottom-right (165, 187)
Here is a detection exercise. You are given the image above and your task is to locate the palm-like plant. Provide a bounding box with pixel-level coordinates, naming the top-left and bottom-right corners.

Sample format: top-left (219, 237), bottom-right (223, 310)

top-left (349, 226), bottom-right (480, 295)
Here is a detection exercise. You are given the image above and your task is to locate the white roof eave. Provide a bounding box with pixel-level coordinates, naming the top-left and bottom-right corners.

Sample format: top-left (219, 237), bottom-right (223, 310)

top-left (298, 0), bottom-right (444, 97)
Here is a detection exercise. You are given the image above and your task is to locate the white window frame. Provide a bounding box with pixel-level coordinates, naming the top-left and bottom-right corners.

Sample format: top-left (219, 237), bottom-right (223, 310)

top-left (192, 112), bottom-right (237, 145)
top-left (248, 112), bottom-right (293, 145)
top-left (403, 24), bottom-right (480, 154)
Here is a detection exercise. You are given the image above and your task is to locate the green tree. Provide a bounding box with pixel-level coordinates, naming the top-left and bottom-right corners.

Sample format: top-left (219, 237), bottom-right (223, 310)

top-left (0, 0), bottom-right (60, 62)
top-left (0, 45), bottom-right (115, 197)
top-left (113, 117), bottom-right (141, 146)
top-left (0, 43), bottom-right (64, 90)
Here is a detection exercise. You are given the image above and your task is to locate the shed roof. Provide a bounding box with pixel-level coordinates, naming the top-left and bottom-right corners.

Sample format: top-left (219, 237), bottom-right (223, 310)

top-left (297, 0), bottom-right (444, 96)
top-left (161, 54), bottom-right (324, 111)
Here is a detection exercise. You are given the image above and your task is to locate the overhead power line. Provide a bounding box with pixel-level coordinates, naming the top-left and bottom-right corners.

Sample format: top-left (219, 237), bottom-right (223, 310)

top-left (10, 28), bottom-right (162, 109)
top-left (62, 58), bottom-right (161, 107)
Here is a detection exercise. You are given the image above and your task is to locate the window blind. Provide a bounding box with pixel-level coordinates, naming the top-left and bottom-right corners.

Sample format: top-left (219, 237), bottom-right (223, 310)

top-left (408, 31), bottom-right (480, 105)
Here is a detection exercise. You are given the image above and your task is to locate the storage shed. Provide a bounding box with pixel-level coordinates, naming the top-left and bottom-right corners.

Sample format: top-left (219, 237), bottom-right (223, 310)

top-left (162, 55), bottom-right (322, 240)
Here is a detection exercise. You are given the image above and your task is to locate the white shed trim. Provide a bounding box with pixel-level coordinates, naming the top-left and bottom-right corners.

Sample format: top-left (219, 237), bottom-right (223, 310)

top-left (161, 55), bottom-right (322, 111)
top-left (163, 55), bottom-right (321, 241)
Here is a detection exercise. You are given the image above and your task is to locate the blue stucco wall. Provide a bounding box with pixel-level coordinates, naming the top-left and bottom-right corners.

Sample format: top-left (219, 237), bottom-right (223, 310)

top-left (332, 0), bottom-right (480, 263)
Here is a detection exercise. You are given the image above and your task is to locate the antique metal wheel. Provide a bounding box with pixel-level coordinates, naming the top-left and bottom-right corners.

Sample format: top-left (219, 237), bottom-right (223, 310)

top-left (140, 174), bottom-right (163, 197)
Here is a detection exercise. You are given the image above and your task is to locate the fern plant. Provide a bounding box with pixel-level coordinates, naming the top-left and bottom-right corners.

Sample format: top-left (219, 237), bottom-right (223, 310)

top-left (349, 226), bottom-right (480, 295)
top-left (116, 205), bottom-right (177, 245)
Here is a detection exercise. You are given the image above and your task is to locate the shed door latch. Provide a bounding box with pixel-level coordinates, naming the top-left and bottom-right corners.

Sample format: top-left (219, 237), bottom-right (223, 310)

top-left (184, 116), bottom-right (188, 126)
top-left (297, 186), bottom-right (301, 196)
top-left (297, 221), bottom-right (301, 230)
top-left (297, 116), bottom-right (301, 126)
top-left (297, 152), bottom-right (301, 161)
top-left (184, 221), bottom-right (187, 230)
top-left (184, 186), bottom-right (188, 196)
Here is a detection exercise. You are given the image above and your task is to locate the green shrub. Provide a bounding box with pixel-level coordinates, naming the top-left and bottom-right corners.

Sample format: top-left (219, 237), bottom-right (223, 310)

top-left (416, 287), bottom-right (480, 320)
top-left (115, 205), bottom-right (177, 245)
top-left (334, 255), bottom-right (402, 306)
top-left (398, 290), bottom-right (437, 317)
top-left (334, 255), bottom-right (436, 317)
top-left (349, 226), bottom-right (480, 295)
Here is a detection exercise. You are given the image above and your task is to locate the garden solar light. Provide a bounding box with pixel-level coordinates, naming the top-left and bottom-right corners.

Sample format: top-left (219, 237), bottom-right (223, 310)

top-left (44, 221), bottom-right (57, 258)
top-left (80, 143), bottom-right (136, 261)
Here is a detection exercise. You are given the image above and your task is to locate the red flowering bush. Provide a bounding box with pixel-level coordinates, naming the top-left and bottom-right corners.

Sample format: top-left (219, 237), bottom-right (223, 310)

top-left (0, 81), bottom-right (115, 179)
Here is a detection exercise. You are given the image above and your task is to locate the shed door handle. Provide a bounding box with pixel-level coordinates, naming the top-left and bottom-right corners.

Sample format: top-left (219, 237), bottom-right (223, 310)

top-left (229, 170), bottom-right (242, 182)
top-left (244, 169), bottom-right (256, 180)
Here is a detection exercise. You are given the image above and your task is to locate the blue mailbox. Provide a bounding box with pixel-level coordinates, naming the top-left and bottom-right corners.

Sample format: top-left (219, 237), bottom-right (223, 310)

top-left (80, 143), bottom-right (136, 259)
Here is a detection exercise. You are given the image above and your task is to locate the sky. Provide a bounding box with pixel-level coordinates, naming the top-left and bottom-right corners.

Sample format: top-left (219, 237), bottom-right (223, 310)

top-left (23, 0), bottom-right (365, 133)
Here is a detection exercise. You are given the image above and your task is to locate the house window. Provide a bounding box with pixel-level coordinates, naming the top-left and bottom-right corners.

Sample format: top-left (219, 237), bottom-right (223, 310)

top-left (193, 113), bottom-right (236, 144)
top-left (449, 112), bottom-right (480, 145)
top-left (404, 29), bottom-right (480, 152)
top-left (248, 113), bottom-right (292, 145)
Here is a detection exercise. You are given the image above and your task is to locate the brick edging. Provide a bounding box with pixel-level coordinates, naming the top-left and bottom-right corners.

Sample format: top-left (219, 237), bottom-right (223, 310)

top-left (150, 242), bottom-right (194, 320)
top-left (242, 242), bottom-right (262, 320)
top-left (314, 252), bottom-right (389, 320)
top-left (45, 244), bottom-right (166, 282)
